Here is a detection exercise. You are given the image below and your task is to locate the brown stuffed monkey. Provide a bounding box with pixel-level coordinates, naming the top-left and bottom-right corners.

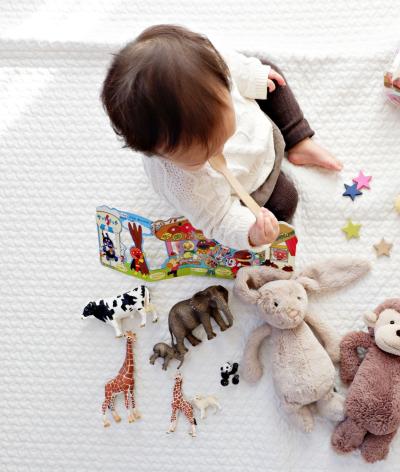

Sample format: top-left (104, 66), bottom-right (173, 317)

top-left (331, 298), bottom-right (400, 463)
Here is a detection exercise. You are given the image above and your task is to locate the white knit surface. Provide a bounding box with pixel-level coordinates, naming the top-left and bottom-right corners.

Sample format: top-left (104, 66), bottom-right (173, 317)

top-left (1, 2), bottom-right (400, 471)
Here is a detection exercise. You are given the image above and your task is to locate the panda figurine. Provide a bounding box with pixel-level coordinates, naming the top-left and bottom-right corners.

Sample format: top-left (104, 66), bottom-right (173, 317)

top-left (220, 362), bottom-right (239, 387)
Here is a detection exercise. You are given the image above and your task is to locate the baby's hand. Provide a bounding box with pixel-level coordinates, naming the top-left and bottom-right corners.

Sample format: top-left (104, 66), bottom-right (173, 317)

top-left (268, 69), bottom-right (286, 93)
top-left (248, 208), bottom-right (280, 247)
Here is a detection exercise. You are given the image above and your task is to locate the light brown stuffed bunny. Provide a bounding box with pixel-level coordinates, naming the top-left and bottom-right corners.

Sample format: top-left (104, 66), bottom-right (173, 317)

top-left (234, 257), bottom-right (371, 432)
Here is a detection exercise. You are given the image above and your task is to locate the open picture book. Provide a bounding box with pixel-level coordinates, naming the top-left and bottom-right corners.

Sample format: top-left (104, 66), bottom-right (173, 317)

top-left (96, 205), bottom-right (298, 282)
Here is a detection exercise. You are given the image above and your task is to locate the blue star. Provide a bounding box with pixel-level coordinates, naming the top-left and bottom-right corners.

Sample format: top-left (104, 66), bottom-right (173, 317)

top-left (343, 183), bottom-right (362, 201)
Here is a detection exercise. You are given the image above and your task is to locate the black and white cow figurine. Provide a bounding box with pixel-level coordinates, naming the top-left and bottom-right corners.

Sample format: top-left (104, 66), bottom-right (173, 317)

top-left (81, 285), bottom-right (158, 337)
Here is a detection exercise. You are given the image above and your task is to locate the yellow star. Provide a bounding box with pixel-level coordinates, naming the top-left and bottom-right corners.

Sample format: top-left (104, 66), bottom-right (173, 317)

top-left (342, 219), bottom-right (361, 240)
top-left (374, 238), bottom-right (393, 257)
top-left (395, 195), bottom-right (400, 214)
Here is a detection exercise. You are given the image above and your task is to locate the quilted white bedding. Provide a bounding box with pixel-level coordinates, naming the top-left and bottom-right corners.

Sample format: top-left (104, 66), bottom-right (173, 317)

top-left (1, 1), bottom-right (400, 471)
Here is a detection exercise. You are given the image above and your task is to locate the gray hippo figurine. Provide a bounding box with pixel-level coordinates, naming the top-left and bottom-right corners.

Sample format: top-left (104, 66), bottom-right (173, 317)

top-left (169, 285), bottom-right (233, 355)
top-left (150, 342), bottom-right (184, 370)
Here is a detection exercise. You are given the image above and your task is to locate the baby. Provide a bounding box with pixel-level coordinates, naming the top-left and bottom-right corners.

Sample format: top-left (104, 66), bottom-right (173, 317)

top-left (101, 24), bottom-right (342, 251)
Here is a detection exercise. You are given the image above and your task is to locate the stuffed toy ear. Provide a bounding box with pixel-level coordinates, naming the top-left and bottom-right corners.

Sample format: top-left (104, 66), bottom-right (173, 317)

top-left (295, 257), bottom-right (371, 293)
top-left (364, 311), bottom-right (378, 327)
top-left (234, 266), bottom-right (291, 304)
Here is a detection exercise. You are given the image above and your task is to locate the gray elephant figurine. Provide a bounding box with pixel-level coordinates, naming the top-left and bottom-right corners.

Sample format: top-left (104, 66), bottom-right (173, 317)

top-left (149, 342), bottom-right (184, 370)
top-left (169, 285), bottom-right (233, 355)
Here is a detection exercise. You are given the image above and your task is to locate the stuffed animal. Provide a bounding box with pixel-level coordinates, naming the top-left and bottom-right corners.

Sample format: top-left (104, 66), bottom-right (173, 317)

top-left (331, 298), bottom-right (400, 463)
top-left (81, 285), bottom-right (158, 336)
top-left (234, 257), bottom-right (371, 432)
top-left (192, 394), bottom-right (222, 419)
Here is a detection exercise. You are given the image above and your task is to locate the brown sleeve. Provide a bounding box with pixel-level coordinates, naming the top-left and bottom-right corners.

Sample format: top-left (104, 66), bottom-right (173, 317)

top-left (339, 331), bottom-right (372, 385)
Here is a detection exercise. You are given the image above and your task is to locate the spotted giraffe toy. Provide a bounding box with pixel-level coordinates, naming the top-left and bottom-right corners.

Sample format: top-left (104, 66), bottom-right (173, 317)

top-left (101, 331), bottom-right (141, 427)
top-left (167, 371), bottom-right (197, 437)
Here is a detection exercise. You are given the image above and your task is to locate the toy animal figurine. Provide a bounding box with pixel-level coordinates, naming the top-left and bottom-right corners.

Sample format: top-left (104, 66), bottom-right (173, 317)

top-left (234, 257), bottom-right (371, 432)
top-left (192, 394), bottom-right (222, 419)
top-left (149, 342), bottom-right (184, 370)
top-left (167, 372), bottom-right (197, 437)
top-left (220, 362), bottom-right (240, 386)
top-left (331, 299), bottom-right (400, 463)
top-left (81, 285), bottom-right (158, 336)
top-left (101, 331), bottom-right (141, 427)
top-left (168, 285), bottom-right (233, 355)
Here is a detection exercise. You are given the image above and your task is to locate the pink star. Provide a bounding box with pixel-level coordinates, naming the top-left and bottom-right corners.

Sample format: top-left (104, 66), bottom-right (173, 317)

top-left (352, 171), bottom-right (372, 190)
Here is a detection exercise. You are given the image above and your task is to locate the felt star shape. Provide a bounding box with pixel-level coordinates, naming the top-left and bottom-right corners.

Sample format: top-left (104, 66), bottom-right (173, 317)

top-left (342, 219), bottom-right (361, 240)
top-left (374, 238), bottom-right (393, 257)
top-left (352, 171), bottom-right (372, 190)
top-left (343, 183), bottom-right (362, 201)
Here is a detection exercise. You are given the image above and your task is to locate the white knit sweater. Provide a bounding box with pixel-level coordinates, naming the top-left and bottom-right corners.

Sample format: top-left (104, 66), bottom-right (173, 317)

top-left (141, 48), bottom-right (275, 251)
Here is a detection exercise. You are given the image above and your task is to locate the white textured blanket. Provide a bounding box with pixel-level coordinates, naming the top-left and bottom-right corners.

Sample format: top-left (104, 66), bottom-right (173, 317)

top-left (1, 1), bottom-right (400, 471)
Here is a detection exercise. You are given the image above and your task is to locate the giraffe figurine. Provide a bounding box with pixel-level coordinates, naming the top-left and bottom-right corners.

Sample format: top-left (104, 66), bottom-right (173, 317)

top-left (101, 331), bottom-right (141, 427)
top-left (167, 371), bottom-right (197, 437)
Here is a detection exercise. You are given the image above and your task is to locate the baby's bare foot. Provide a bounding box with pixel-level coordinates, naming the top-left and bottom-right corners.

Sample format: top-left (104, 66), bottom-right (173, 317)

top-left (287, 138), bottom-right (343, 171)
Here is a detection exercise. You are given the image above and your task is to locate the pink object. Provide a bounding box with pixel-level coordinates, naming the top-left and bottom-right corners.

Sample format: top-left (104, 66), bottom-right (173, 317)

top-left (384, 49), bottom-right (400, 106)
top-left (352, 171), bottom-right (372, 190)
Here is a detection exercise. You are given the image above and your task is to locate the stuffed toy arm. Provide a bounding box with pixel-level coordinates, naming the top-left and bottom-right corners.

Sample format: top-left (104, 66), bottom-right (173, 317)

top-left (339, 331), bottom-right (372, 384)
top-left (304, 311), bottom-right (341, 363)
top-left (241, 324), bottom-right (271, 383)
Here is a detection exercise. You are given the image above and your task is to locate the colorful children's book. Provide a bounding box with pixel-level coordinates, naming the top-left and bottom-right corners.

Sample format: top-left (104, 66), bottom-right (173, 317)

top-left (96, 205), bottom-right (298, 282)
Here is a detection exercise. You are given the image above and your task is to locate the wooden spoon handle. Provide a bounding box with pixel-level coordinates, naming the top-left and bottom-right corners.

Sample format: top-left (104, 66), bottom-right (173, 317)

top-left (209, 155), bottom-right (261, 217)
top-left (219, 168), bottom-right (261, 217)
top-left (208, 154), bottom-right (273, 250)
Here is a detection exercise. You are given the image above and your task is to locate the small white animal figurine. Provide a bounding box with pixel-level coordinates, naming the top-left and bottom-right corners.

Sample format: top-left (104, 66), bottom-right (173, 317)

top-left (192, 395), bottom-right (222, 419)
top-left (82, 285), bottom-right (158, 337)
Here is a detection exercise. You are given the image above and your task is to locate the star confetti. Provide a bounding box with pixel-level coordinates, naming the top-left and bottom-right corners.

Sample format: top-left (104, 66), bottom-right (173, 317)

top-left (373, 238), bottom-right (393, 257)
top-left (342, 219), bottom-right (361, 240)
top-left (343, 183), bottom-right (362, 201)
top-left (352, 171), bottom-right (372, 190)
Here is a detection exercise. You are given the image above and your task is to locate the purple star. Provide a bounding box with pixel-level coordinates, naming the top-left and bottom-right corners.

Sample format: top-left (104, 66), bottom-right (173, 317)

top-left (343, 183), bottom-right (362, 201)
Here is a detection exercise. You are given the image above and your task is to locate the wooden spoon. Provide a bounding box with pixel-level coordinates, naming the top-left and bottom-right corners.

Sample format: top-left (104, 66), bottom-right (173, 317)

top-left (209, 154), bottom-right (261, 217)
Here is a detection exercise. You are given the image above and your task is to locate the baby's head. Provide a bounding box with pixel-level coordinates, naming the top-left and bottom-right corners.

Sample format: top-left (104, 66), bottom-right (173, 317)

top-left (101, 24), bottom-right (236, 170)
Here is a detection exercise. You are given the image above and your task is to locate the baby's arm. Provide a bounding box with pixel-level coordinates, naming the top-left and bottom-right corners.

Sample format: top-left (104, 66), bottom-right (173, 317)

top-left (174, 187), bottom-right (271, 251)
top-left (143, 158), bottom-right (276, 251)
top-left (221, 48), bottom-right (270, 100)
top-left (218, 48), bottom-right (285, 100)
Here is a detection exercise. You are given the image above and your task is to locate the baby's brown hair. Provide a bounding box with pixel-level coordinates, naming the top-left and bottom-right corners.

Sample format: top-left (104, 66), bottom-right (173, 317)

top-left (100, 24), bottom-right (232, 158)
